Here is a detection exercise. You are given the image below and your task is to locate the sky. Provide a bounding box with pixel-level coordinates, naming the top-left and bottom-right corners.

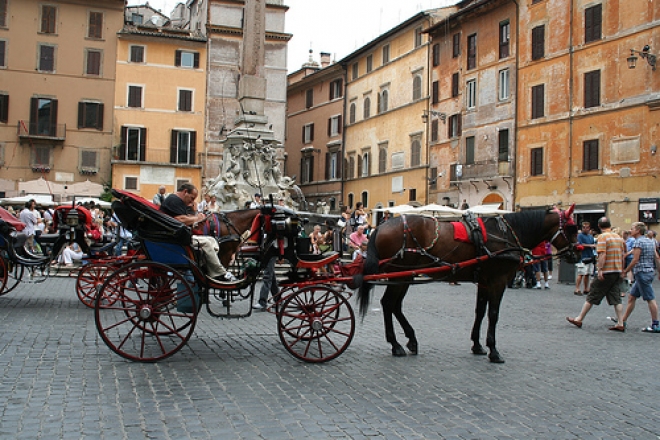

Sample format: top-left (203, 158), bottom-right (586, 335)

top-left (139, 0), bottom-right (459, 72)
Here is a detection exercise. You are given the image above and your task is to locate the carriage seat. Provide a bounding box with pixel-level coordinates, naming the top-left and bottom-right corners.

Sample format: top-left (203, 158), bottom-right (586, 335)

top-left (296, 251), bottom-right (340, 269)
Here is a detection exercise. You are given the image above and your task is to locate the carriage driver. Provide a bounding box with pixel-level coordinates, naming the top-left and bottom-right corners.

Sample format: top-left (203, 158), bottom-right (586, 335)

top-left (160, 183), bottom-right (237, 282)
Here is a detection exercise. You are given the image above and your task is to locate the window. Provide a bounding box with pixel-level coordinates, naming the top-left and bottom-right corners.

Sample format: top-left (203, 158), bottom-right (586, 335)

top-left (77, 102), bottom-right (103, 130)
top-left (414, 27), bottom-right (423, 48)
top-left (467, 34), bottom-right (477, 70)
top-left (412, 75), bottom-right (422, 101)
top-left (583, 139), bottom-right (599, 171)
top-left (448, 114), bottom-right (462, 138)
top-left (0, 40), bottom-right (5, 67)
top-left (130, 45), bottom-right (144, 63)
top-left (0, 93), bottom-right (8, 123)
top-left (349, 102), bottom-right (356, 124)
top-left (0, 0), bottom-right (6, 27)
top-left (80, 150), bottom-right (98, 170)
top-left (328, 115), bottom-right (342, 136)
top-left (85, 49), bottom-right (101, 75)
top-left (363, 97), bottom-right (371, 119)
top-left (530, 147), bottom-right (543, 176)
top-left (88, 12), bottom-right (103, 39)
top-left (41, 5), bottom-right (56, 34)
top-left (532, 25), bottom-right (545, 60)
top-left (585, 4), bottom-right (602, 44)
top-left (120, 126), bottom-right (146, 161)
top-left (378, 145), bottom-right (387, 173)
top-left (301, 155), bottom-right (314, 183)
top-left (305, 88), bottom-right (313, 108)
top-left (171, 130), bottom-right (196, 165)
top-left (499, 69), bottom-right (510, 101)
top-left (498, 129), bottom-right (509, 162)
top-left (411, 138), bottom-right (421, 167)
top-left (432, 43), bottom-right (440, 66)
top-left (326, 150), bottom-right (340, 180)
top-left (348, 155), bottom-right (355, 179)
top-left (175, 50), bottom-right (199, 68)
top-left (347, 193), bottom-right (354, 208)
top-left (466, 79), bottom-right (476, 109)
top-left (452, 72), bottom-right (459, 98)
top-left (431, 119), bottom-right (439, 142)
top-left (378, 90), bottom-right (388, 113)
top-left (361, 191), bottom-right (369, 208)
top-left (131, 13), bottom-right (143, 25)
top-left (29, 97), bottom-right (57, 136)
top-left (33, 145), bottom-right (51, 167)
top-left (329, 78), bottom-right (343, 100)
top-left (38, 45), bottom-right (55, 72)
top-left (302, 123), bottom-right (314, 144)
top-left (531, 84), bottom-right (544, 119)
top-left (584, 70), bottom-right (601, 108)
top-left (432, 80), bottom-right (439, 104)
top-left (429, 168), bottom-right (438, 190)
top-left (366, 54), bottom-right (373, 73)
top-left (127, 85), bottom-right (143, 108)
top-left (382, 45), bottom-right (390, 64)
top-left (465, 136), bottom-right (475, 165)
top-left (124, 177), bottom-right (138, 190)
top-left (351, 63), bottom-right (358, 80)
top-left (178, 89), bottom-right (193, 112)
top-left (452, 33), bottom-right (460, 57)
top-left (361, 152), bottom-right (370, 177)
top-left (408, 189), bottom-right (416, 203)
top-left (500, 21), bottom-right (510, 59)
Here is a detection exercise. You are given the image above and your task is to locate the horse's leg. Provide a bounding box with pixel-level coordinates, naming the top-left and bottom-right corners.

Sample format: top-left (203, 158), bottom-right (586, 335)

top-left (380, 286), bottom-right (406, 356)
top-left (471, 289), bottom-right (488, 355)
top-left (387, 284), bottom-right (417, 355)
top-left (485, 289), bottom-right (505, 363)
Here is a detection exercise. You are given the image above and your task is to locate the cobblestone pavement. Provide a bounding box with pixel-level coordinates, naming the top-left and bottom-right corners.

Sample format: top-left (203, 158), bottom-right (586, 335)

top-left (0, 272), bottom-right (659, 439)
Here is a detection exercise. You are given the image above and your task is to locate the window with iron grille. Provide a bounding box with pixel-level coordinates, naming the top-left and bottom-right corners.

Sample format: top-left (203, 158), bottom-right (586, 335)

top-left (531, 84), bottom-right (544, 119)
top-left (499, 21), bottom-right (510, 59)
top-left (584, 70), bottom-right (601, 108)
top-left (530, 147), bottom-right (543, 176)
top-left (88, 11), bottom-right (103, 39)
top-left (452, 72), bottom-right (459, 97)
top-left (411, 138), bottom-right (421, 167)
top-left (127, 85), bottom-right (142, 108)
top-left (33, 145), bottom-right (51, 167)
top-left (585, 4), bottom-right (602, 44)
top-left (583, 139), bottom-right (599, 171)
top-left (86, 49), bottom-right (101, 76)
top-left (467, 34), bottom-right (477, 70)
top-left (0, 93), bottom-right (7, 123)
top-left (452, 33), bottom-right (460, 57)
top-left (178, 89), bottom-right (193, 112)
top-left (78, 102), bottom-right (103, 130)
top-left (532, 25), bottom-right (545, 60)
top-left (305, 88), bottom-right (313, 108)
top-left (432, 43), bottom-right (440, 66)
top-left (366, 54), bottom-right (373, 73)
top-left (41, 5), bottom-right (56, 34)
top-left (379, 144), bottom-right (387, 173)
top-left (498, 129), bottom-right (509, 162)
top-left (413, 75), bottom-right (422, 101)
top-left (382, 45), bottom-right (390, 64)
top-left (465, 136), bottom-right (475, 165)
top-left (130, 45), bottom-right (144, 63)
top-left (80, 150), bottom-right (98, 170)
top-left (125, 176), bottom-right (138, 190)
top-left (39, 45), bottom-right (55, 72)
top-left (329, 78), bottom-right (343, 100)
top-left (466, 79), bottom-right (476, 109)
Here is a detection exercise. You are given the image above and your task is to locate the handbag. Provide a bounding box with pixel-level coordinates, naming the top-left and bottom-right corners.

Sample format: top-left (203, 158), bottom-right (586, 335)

top-left (337, 219), bottom-right (346, 228)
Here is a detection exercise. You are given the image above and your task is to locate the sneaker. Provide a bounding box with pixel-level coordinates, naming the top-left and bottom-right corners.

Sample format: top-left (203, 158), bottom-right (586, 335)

top-left (533, 282), bottom-right (541, 289)
top-left (252, 303), bottom-right (266, 310)
top-left (547, 275), bottom-right (553, 280)
top-left (642, 326), bottom-right (660, 333)
top-left (544, 282), bottom-right (550, 289)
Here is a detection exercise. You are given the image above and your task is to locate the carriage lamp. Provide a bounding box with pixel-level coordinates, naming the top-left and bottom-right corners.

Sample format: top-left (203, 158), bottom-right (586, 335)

top-left (65, 209), bottom-right (80, 227)
top-left (627, 45), bottom-right (657, 71)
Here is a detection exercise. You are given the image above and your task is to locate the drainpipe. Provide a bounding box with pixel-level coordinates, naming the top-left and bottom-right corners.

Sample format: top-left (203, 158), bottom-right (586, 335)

top-left (425, 15), bottom-right (431, 206)
top-left (568, 0), bottom-right (575, 205)
top-left (512, 0), bottom-right (520, 210)
top-left (340, 64), bottom-right (348, 210)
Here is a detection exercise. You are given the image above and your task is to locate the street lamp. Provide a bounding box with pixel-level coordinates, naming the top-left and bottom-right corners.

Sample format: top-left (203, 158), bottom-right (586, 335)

top-left (422, 110), bottom-right (447, 123)
top-left (627, 45), bottom-right (657, 71)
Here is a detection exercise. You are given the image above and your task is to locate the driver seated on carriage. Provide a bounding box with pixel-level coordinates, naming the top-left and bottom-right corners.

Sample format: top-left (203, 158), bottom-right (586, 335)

top-left (159, 183), bottom-right (236, 283)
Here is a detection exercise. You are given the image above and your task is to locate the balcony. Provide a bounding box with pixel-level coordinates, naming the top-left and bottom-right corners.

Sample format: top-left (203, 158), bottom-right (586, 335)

top-left (18, 121), bottom-right (66, 141)
top-left (450, 160), bottom-right (513, 183)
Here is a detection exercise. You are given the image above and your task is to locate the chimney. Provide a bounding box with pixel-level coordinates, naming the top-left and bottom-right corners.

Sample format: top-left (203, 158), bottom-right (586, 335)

top-left (320, 52), bottom-right (331, 68)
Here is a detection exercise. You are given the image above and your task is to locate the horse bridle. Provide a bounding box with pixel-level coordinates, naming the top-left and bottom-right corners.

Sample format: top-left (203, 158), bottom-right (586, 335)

top-left (549, 205), bottom-right (578, 258)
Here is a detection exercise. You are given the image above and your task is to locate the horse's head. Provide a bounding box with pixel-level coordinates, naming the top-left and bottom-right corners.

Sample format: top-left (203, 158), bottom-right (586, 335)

top-left (550, 204), bottom-right (580, 263)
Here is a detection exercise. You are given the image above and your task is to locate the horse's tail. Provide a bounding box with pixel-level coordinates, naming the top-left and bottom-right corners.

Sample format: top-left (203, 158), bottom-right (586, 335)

top-left (357, 227), bottom-right (380, 317)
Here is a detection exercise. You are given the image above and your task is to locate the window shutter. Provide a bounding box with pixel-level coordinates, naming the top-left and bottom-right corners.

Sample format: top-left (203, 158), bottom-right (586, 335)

top-left (189, 131), bottom-right (196, 165)
top-left (300, 158), bottom-right (304, 181)
top-left (97, 103), bottom-right (104, 130)
top-left (50, 99), bottom-right (58, 135)
top-left (139, 127), bottom-right (146, 161)
top-left (431, 119), bottom-right (438, 142)
top-left (175, 50), bottom-right (181, 67)
top-left (327, 118), bottom-right (331, 137)
top-left (170, 130), bottom-right (178, 163)
top-left (309, 156), bottom-right (314, 182)
top-left (452, 72), bottom-right (459, 97)
top-left (337, 156), bottom-right (342, 179)
top-left (302, 125), bottom-right (305, 143)
top-left (0, 94), bottom-right (8, 123)
top-left (310, 123), bottom-right (314, 141)
top-left (457, 114), bottom-right (462, 135)
top-left (432, 44), bottom-right (440, 66)
top-left (432, 81), bottom-right (439, 104)
top-left (338, 115), bottom-right (342, 134)
top-left (193, 52), bottom-right (200, 68)
top-left (78, 102), bottom-right (84, 129)
top-left (357, 155), bottom-right (362, 178)
top-left (325, 152), bottom-right (330, 180)
top-left (120, 126), bottom-right (127, 160)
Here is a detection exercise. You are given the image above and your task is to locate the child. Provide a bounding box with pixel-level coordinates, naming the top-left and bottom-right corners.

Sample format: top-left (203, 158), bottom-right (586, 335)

top-left (310, 224), bottom-right (324, 254)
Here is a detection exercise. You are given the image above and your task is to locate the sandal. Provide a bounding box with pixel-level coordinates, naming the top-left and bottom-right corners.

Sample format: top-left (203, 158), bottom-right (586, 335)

top-left (573, 290), bottom-right (582, 296)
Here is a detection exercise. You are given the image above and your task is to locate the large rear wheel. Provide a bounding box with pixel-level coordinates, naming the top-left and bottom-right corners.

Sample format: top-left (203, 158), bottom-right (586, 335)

top-left (94, 262), bottom-right (197, 362)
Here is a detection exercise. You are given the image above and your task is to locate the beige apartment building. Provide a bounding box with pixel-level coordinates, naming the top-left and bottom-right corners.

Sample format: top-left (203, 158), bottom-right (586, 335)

top-left (286, 53), bottom-right (344, 213)
top-left (112, 7), bottom-right (207, 199)
top-left (0, 0), bottom-right (124, 199)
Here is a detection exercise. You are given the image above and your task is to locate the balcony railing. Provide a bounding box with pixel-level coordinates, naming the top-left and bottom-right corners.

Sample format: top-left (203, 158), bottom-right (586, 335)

top-left (18, 121), bottom-right (66, 141)
top-left (450, 159), bottom-right (513, 183)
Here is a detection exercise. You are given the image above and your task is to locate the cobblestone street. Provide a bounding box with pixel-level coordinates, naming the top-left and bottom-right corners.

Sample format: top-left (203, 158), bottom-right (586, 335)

top-left (0, 274), bottom-right (659, 439)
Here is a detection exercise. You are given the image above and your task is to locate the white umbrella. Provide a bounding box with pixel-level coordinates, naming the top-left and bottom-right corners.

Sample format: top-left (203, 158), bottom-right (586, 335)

top-left (74, 197), bottom-right (112, 208)
top-left (0, 194), bottom-right (55, 207)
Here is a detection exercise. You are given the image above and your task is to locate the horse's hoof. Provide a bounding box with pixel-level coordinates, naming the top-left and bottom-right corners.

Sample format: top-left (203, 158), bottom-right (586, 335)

top-left (392, 346), bottom-right (407, 357)
top-left (488, 354), bottom-right (505, 363)
top-left (471, 345), bottom-right (487, 355)
top-left (407, 341), bottom-right (418, 355)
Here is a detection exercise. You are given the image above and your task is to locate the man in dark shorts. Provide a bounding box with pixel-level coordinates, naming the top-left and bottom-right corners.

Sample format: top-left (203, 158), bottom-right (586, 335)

top-left (567, 217), bottom-right (625, 329)
top-left (161, 183), bottom-right (236, 282)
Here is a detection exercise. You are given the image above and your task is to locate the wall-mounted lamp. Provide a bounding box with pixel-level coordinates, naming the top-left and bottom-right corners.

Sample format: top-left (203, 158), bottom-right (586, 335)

top-left (651, 145), bottom-right (657, 155)
top-left (627, 45), bottom-right (657, 71)
top-left (422, 110), bottom-right (447, 124)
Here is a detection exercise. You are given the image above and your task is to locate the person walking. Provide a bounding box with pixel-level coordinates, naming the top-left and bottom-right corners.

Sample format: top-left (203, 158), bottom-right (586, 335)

top-left (531, 241), bottom-right (550, 289)
top-left (574, 222), bottom-right (596, 296)
top-left (610, 222), bottom-right (660, 332)
top-left (19, 199), bottom-right (38, 253)
top-left (567, 217), bottom-right (625, 329)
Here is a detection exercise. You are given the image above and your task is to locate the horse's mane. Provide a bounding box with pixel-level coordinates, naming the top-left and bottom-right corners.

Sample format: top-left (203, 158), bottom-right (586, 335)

top-left (502, 209), bottom-right (550, 248)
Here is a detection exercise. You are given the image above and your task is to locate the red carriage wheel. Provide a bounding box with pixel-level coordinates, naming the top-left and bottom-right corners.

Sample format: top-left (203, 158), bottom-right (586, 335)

top-left (0, 257), bottom-right (8, 295)
top-left (277, 284), bottom-right (355, 363)
top-left (0, 258), bottom-right (24, 296)
top-left (94, 261), bottom-right (198, 362)
top-left (76, 262), bottom-right (117, 308)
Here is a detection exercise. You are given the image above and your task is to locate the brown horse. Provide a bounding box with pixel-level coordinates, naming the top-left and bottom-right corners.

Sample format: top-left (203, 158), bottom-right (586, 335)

top-left (357, 206), bottom-right (579, 363)
top-left (197, 209), bottom-right (261, 268)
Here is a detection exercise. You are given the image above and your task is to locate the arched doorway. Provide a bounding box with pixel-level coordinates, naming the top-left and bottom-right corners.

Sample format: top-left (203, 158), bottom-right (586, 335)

top-left (481, 192), bottom-right (505, 210)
